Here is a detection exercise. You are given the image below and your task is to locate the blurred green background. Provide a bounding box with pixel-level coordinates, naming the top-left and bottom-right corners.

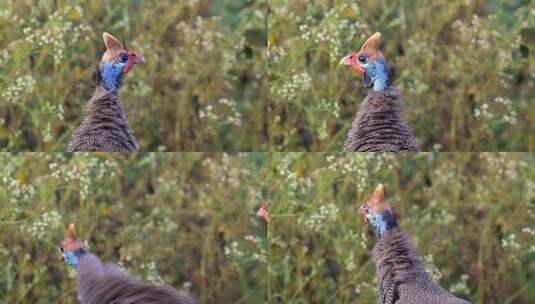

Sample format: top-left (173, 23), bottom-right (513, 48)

top-left (0, 153), bottom-right (267, 303)
top-left (268, 0), bottom-right (534, 151)
top-left (267, 152), bottom-right (534, 303)
top-left (0, 0), bottom-right (267, 151)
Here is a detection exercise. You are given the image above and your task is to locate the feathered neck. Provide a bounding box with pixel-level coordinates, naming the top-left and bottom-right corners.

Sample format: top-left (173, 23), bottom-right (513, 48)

top-left (369, 211), bottom-right (398, 238)
top-left (367, 60), bottom-right (393, 92)
top-left (86, 86), bottom-right (125, 119)
top-left (371, 228), bottom-right (424, 280)
top-left (95, 61), bottom-right (123, 93)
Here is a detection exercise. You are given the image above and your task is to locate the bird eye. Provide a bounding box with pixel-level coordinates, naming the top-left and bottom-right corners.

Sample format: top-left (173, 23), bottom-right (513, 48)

top-left (119, 53), bottom-right (129, 62)
top-left (60, 246), bottom-right (64, 253)
top-left (358, 55), bottom-right (367, 64)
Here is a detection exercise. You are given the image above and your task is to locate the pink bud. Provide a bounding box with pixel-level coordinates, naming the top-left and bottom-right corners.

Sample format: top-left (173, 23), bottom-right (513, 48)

top-left (257, 203), bottom-right (269, 224)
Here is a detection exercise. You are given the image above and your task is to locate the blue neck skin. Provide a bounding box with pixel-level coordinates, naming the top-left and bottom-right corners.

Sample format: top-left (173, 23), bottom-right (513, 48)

top-left (366, 211), bottom-right (396, 237)
top-left (366, 59), bottom-right (389, 91)
top-left (62, 248), bottom-right (86, 268)
top-left (99, 61), bottom-right (125, 93)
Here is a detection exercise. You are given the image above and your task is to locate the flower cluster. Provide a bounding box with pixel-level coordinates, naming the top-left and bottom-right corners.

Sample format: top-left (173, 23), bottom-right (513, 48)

top-left (297, 4), bottom-right (368, 61)
top-left (317, 121), bottom-right (329, 140)
top-left (1, 74), bottom-right (36, 104)
top-left (23, 5), bottom-right (92, 64)
top-left (174, 15), bottom-right (243, 83)
top-left (354, 281), bottom-right (373, 295)
top-left (273, 71), bottom-right (312, 102)
top-left (42, 101), bottom-right (65, 121)
top-left (42, 122), bottom-right (53, 143)
top-left (501, 233), bottom-right (521, 250)
top-left (199, 98), bottom-right (243, 127)
top-left (224, 241), bottom-right (244, 259)
top-left (318, 99), bottom-right (340, 119)
top-left (176, 17), bottom-right (224, 53)
top-left (423, 253), bottom-right (443, 283)
top-left (140, 261), bottom-right (164, 284)
top-left (268, 45), bottom-right (287, 64)
top-left (344, 254), bottom-right (356, 271)
top-left (300, 203), bottom-right (339, 233)
top-left (452, 15), bottom-right (497, 51)
top-left (522, 227), bottom-right (535, 236)
top-left (474, 97), bottom-right (518, 125)
top-left (1, 161), bottom-right (37, 207)
top-left (201, 154), bottom-right (242, 189)
top-left (449, 274), bottom-right (470, 295)
top-left (0, 49), bottom-right (9, 66)
top-left (199, 105), bottom-right (217, 121)
top-left (324, 153), bottom-right (384, 189)
top-left (275, 154), bottom-right (313, 195)
top-left (245, 234), bottom-right (267, 264)
top-left (47, 156), bottom-right (118, 200)
top-left (25, 210), bottom-right (62, 239)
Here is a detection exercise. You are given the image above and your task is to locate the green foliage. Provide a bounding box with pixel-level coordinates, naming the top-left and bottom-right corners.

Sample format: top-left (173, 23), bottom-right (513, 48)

top-left (1, 152), bottom-right (533, 303)
top-left (0, 153), bottom-right (267, 303)
top-left (0, 0), bottom-right (267, 151)
top-left (267, 153), bottom-right (535, 303)
top-left (268, 0), bottom-right (534, 151)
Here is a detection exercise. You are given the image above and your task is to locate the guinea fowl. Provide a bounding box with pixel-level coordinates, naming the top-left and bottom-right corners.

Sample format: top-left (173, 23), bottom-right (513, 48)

top-left (359, 184), bottom-right (470, 304)
top-left (68, 32), bottom-right (144, 152)
top-left (60, 223), bottom-right (198, 304)
top-left (340, 33), bottom-right (418, 152)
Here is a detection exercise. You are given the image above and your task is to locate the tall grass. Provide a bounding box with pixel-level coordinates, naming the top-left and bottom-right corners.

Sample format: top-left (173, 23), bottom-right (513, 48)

top-left (0, 153), bottom-right (267, 303)
top-left (0, 152), bottom-right (533, 303)
top-left (0, 0), bottom-right (268, 151)
top-left (267, 152), bottom-right (534, 303)
top-left (268, 0), bottom-right (534, 151)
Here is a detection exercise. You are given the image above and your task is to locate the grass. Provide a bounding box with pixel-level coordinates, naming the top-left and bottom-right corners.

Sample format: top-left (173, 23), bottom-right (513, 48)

top-left (1, 0), bottom-right (532, 152)
top-left (267, 152), bottom-right (534, 303)
top-left (268, 0), bottom-right (534, 151)
top-left (0, 1), bottom-right (534, 304)
top-left (0, 0), bottom-right (268, 151)
top-left (0, 153), bottom-right (533, 303)
top-left (0, 153), bottom-right (268, 303)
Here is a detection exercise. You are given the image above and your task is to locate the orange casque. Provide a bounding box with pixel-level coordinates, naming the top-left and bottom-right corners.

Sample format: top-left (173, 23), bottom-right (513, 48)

top-left (358, 184), bottom-right (393, 224)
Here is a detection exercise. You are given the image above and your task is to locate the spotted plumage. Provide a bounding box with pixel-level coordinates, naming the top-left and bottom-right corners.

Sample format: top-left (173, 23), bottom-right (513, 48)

top-left (68, 32), bottom-right (144, 152)
top-left (359, 185), bottom-right (471, 304)
top-left (343, 87), bottom-right (418, 152)
top-left (340, 33), bottom-right (418, 152)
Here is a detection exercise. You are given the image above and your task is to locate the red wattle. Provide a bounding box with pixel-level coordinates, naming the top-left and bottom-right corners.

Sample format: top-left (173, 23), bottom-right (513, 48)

top-left (351, 64), bottom-right (365, 75)
top-left (123, 64), bottom-right (133, 74)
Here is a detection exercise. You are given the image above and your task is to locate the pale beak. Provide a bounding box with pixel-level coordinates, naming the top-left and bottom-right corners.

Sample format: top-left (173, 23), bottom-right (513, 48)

top-left (339, 54), bottom-right (351, 66)
top-left (130, 52), bottom-right (146, 64)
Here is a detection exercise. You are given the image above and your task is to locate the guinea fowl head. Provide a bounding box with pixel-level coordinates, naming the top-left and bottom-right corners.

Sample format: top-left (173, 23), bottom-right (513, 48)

top-left (340, 32), bottom-right (393, 92)
top-left (359, 184), bottom-right (397, 237)
top-left (60, 223), bottom-right (85, 263)
top-left (97, 32), bottom-right (145, 92)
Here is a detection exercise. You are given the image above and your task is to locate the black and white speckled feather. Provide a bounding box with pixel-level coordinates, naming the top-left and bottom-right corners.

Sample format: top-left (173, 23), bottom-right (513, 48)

top-left (68, 86), bottom-right (138, 152)
top-left (372, 228), bottom-right (470, 304)
top-left (344, 87), bottom-right (418, 152)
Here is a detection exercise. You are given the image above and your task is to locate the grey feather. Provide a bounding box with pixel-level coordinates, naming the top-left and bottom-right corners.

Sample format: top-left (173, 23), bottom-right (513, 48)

top-left (371, 228), bottom-right (470, 304)
top-left (76, 253), bottom-right (198, 304)
top-left (344, 87), bottom-right (418, 152)
top-left (68, 86), bottom-right (138, 152)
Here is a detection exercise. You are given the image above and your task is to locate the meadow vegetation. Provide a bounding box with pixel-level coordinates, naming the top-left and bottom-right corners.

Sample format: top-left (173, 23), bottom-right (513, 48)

top-left (0, 153), bottom-right (267, 303)
top-left (267, 152), bottom-right (534, 303)
top-left (0, 1), bottom-right (534, 304)
top-left (0, 0), bottom-right (267, 151)
top-left (268, 0), bottom-right (534, 151)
